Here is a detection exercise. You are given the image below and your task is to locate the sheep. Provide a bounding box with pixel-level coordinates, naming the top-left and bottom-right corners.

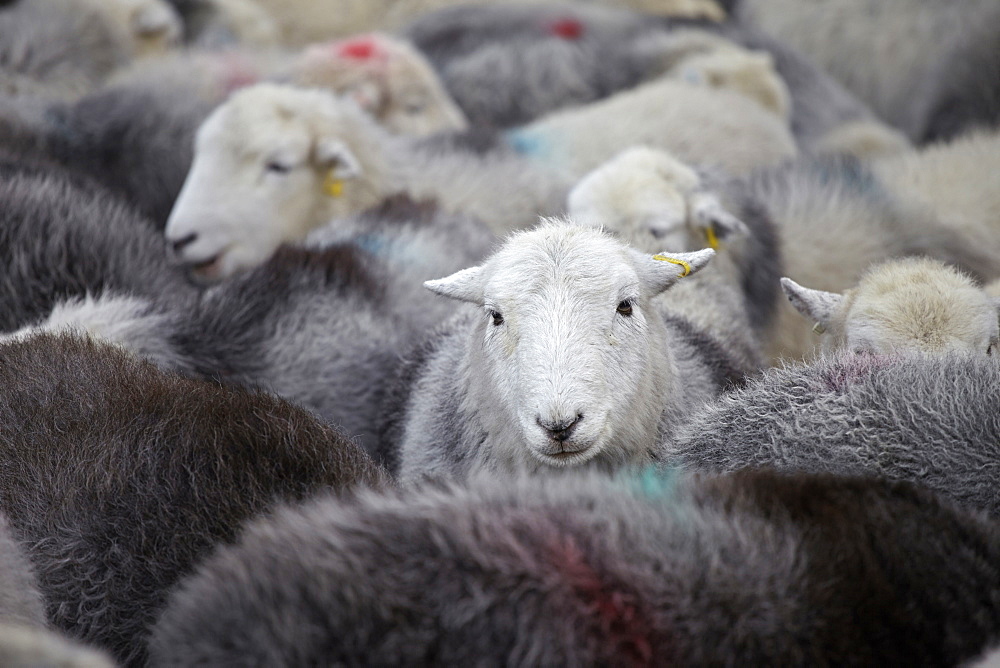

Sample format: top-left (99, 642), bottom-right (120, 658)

top-left (664, 352), bottom-right (1000, 517)
top-left (781, 258), bottom-right (1000, 356)
top-left (506, 75), bottom-right (796, 177)
top-left (150, 468), bottom-right (1000, 666)
top-left (0, 625), bottom-right (116, 668)
top-left (166, 83), bottom-right (570, 279)
top-left (732, 0), bottom-right (999, 139)
top-left (387, 222), bottom-right (749, 481)
top-left (290, 33), bottom-right (469, 137)
top-left (566, 146), bottom-right (782, 351)
top-left (97, 0), bottom-right (183, 57)
top-left (0, 515), bottom-right (45, 630)
top-left (0, 332), bottom-right (389, 666)
top-left (0, 164), bottom-right (196, 334)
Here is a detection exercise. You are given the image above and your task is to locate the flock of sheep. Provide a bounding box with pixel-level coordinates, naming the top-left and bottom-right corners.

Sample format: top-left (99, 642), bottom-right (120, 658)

top-left (1, 0), bottom-right (1000, 665)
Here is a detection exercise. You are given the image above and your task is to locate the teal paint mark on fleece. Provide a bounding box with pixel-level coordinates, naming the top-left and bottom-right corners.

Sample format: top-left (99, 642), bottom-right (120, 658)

top-left (505, 127), bottom-right (552, 159)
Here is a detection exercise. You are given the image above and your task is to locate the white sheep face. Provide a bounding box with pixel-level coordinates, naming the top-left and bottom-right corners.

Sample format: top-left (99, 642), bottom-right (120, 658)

top-left (427, 223), bottom-right (714, 470)
top-left (165, 84), bottom-right (385, 281)
top-left (782, 258), bottom-right (1000, 355)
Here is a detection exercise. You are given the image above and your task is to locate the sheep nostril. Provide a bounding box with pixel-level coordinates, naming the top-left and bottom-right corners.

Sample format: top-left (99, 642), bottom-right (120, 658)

top-left (170, 233), bottom-right (198, 255)
top-left (537, 414), bottom-right (584, 442)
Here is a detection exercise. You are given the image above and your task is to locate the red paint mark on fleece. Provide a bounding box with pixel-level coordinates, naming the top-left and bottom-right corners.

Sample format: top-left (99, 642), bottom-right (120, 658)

top-left (337, 36), bottom-right (381, 60)
top-left (547, 18), bottom-right (585, 40)
top-left (545, 533), bottom-right (661, 667)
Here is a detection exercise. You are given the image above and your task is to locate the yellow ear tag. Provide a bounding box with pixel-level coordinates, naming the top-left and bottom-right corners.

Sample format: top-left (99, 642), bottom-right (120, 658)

top-left (322, 173), bottom-right (344, 198)
top-left (703, 224), bottom-right (720, 250)
top-left (812, 322), bottom-right (827, 335)
top-left (652, 254), bottom-right (692, 277)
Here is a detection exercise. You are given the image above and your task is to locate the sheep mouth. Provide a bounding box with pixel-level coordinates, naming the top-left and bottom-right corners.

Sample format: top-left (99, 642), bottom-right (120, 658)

top-left (188, 253), bottom-right (224, 281)
top-left (532, 443), bottom-right (600, 467)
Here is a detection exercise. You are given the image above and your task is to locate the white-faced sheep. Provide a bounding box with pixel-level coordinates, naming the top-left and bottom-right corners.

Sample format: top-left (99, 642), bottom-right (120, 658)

top-left (732, 0), bottom-right (999, 139)
top-left (166, 83), bottom-right (569, 279)
top-left (781, 258), bottom-right (1000, 356)
top-left (149, 469), bottom-right (1000, 666)
top-left (567, 146), bottom-right (781, 358)
top-left (665, 352), bottom-right (1000, 517)
top-left (0, 163), bottom-right (196, 333)
top-left (387, 222), bottom-right (747, 481)
top-left (0, 333), bottom-right (388, 666)
top-left (291, 33), bottom-right (469, 137)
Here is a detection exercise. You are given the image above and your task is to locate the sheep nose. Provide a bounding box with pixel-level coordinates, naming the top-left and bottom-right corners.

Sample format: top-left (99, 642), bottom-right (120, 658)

top-left (537, 414), bottom-right (583, 442)
top-left (170, 232), bottom-right (198, 255)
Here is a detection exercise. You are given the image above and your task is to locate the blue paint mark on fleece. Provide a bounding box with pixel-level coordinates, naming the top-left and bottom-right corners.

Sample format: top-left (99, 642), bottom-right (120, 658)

top-left (620, 467), bottom-right (682, 502)
top-left (505, 127), bottom-right (552, 160)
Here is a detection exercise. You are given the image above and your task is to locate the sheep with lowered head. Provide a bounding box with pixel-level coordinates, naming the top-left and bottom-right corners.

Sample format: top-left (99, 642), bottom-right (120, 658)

top-left (150, 469), bottom-right (1000, 666)
top-left (781, 257), bottom-right (1000, 356)
top-left (567, 146), bottom-right (781, 360)
top-left (388, 222), bottom-right (744, 481)
top-left (0, 332), bottom-right (388, 665)
top-left (165, 83), bottom-right (570, 280)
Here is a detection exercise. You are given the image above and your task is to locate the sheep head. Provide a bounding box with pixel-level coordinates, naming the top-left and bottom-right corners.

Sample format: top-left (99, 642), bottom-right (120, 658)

top-left (568, 147), bottom-right (749, 254)
top-left (292, 33), bottom-right (469, 137)
top-left (426, 222), bottom-right (715, 471)
top-left (782, 258), bottom-right (1000, 355)
top-left (165, 84), bottom-right (392, 281)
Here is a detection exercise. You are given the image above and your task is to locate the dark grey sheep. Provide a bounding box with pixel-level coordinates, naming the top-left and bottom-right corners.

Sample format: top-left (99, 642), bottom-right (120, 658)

top-left (0, 333), bottom-right (389, 666)
top-left (149, 469), bottom-right (1000, 666)
top-left (0, 164), bottom-right (195, 334)
top-left (664, 352), bottom-right (1000, 516)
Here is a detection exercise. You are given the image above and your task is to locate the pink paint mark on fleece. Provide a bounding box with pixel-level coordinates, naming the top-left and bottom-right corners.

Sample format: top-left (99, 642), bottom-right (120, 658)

top-left (336, 36), bottom-right (381, 60)
top-left (816, 351), bottom-right (899, 393)
top-left (217, 53), bottom-right (260, 94)
top-left (547, 18), bottom-right (585, 40)
top-left (544, 532), bottom-right (662, 667)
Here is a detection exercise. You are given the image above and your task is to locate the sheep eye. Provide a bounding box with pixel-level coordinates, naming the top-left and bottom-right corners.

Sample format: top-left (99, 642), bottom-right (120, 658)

top-left (265, 161), bottom-right (293, 174)
top-left (490, 310), bottom-right (504, 326)
top-left (617, 300), bottom-right (633, 317)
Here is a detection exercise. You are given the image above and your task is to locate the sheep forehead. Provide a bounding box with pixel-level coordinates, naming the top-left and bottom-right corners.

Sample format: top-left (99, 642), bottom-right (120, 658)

top-left (206, 86), bottom-right (357, 160)
top-left (849, 283), bottom-right (996, 349)
top-left (485, 226), bottom-right (638, 305)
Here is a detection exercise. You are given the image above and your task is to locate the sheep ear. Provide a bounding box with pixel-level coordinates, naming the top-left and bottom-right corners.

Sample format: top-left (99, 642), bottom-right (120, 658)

top-left (781, 277), bottom-right (843, 331)
top-left (424, 266), bottom-right (485, 304)
top-left (633, 248), bottom-right (715, 295)
top-left (314, 138), bottom-right (362, 180)
top-left (689, 192), bottom-right (749, 248)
